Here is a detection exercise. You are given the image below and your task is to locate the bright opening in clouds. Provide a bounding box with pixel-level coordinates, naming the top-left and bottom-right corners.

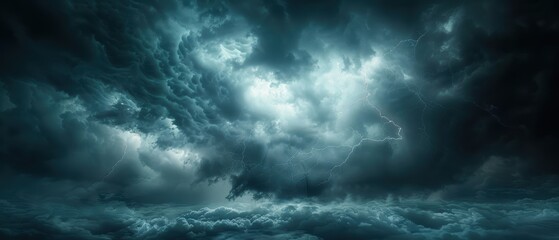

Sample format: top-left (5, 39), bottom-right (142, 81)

top-left (1, 0), bottom-right (558, 239)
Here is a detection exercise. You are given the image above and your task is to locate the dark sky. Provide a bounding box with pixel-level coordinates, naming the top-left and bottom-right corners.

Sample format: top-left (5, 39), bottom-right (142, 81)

top-left (1, 0), bottom-right (559, 239)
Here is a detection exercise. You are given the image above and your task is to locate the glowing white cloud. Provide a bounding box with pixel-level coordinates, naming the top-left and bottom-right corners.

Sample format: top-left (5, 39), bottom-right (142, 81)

top-left (194, 33), bottom-right (257, 71)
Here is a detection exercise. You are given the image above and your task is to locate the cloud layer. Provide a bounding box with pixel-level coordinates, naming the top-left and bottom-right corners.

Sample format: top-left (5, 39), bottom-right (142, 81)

top-left (2, 199), bottom-right (559, 240)
top-left (1, 0), bottom-right (558, 238)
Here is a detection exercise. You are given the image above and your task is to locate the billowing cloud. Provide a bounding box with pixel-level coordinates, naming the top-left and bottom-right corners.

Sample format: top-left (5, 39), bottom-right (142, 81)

top-left (2, 199), bottom-right (559, 239)
top-left (1, 0), bottom-right (558, 238)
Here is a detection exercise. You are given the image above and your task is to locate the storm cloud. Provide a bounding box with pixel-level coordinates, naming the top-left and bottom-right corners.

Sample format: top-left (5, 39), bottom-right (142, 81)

top-left (2, 199), bottom-right (559, 240)
top-left (1, 0), bottom-right (558, 239)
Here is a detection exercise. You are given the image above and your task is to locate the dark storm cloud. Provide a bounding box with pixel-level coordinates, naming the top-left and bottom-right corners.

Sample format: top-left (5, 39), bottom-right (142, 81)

top-left (2, 0), bottom-right (559, 238)
top-left (0, 0), bottom-right (254, 208)
top-left (392, 0), bottom-right (559, 197)
top-left (219, 0), bottom-right (559, 200)
top-left (2, 199), bottom-right (559, 240)
top-left (0, 0), bottom-right (558, 221)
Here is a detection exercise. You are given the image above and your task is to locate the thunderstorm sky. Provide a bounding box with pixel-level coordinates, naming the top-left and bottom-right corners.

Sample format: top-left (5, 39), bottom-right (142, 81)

top-left (1, 0), bottom-right (559, 239)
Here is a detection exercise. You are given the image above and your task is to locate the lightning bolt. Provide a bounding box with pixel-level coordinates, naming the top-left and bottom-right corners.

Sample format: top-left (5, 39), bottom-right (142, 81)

top-left (389, 32), bottom-right (427, 59)
top-left (467, 100), bottom-right (518, 129)
top-left (275, 35), bottom-right (434, 189)
top-left (83, 138), bottom-right (129, 192)
top-left (398, 72), bottom-right (433, 143)
top-left (387, 32), bottom-right (451, 143)
top-left (103, 139), bottom-right (128, 180)
top-left (278, 69), bottom-right (405, 188)
top-left (319, 33), bottom-right (434, 184)
top-left (231, 32), bottom-right (497, 196)
top-left (320, 78), bottom-right (404, 184)
top-left (390, 32), bottom-right (517, 136)
top-left (283, 144), bottom-right (351, 185)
